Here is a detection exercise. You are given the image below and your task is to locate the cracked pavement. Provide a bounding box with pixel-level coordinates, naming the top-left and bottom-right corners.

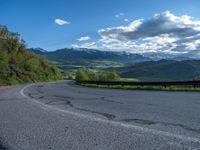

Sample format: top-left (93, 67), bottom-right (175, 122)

top-left (0, 80), bottom-right (200, 149)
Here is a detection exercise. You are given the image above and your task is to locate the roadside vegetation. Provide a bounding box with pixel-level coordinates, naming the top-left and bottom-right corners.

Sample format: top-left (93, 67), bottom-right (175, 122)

top-left (75, 69), bottom-right (200, 91)
top-left (0, 25), bottom-right (62, 85)
top-left (80, 84), bottom-right (200, 92)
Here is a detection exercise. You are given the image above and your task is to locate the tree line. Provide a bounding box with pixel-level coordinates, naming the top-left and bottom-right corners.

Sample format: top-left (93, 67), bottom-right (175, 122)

top-left (75, 68), bottom-right (120, 81)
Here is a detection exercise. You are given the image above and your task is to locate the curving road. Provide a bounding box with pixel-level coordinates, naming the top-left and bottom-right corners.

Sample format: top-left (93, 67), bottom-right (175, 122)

top-left (0, 80), bottom-right (200, 149)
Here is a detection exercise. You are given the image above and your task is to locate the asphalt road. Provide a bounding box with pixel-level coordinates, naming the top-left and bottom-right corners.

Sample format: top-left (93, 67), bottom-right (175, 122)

top-left (0, 80), bottom-right (200, 150)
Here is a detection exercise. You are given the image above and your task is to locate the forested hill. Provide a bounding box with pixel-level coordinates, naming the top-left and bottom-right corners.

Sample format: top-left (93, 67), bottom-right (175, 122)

top-left (0, 26), bottom-right (62, 85)
top-left (116, 60), bottom-right (200, 81)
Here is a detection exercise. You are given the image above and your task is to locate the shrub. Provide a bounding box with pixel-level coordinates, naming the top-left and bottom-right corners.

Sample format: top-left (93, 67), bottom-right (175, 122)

top-left (75, 68), bottom-right (120, 81)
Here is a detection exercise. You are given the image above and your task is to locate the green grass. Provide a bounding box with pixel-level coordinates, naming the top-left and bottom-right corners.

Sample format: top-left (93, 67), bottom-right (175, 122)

top-left (80, 83), bottom-right (200, 92)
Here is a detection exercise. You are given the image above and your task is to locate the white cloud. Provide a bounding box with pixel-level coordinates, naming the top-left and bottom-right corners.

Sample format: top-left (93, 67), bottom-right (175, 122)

top-left (98, 11), bottom-right (200, 56)
top-left (124, 19), bottom-right (129, 22)
top-left (115, 13), bottom-right (125, 18)
top-left (77, 36), bottom-right (91, 41)
top-left (72, 42), bottom-right (97, 49)
top-left (54, 19), bottom-right (70, 25)
top-left (70, 11), bottom-right (200, 58)
top-left (98, 19), bottom-right (143, 40)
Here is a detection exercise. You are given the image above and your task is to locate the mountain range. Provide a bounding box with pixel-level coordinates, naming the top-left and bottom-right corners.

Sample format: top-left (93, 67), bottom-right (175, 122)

top-left (29, 48), bottom-right (150, 64)
top-left (29, 48), bottom-right (151, 71)
top-left (30, 48), bottom-right (195, 63)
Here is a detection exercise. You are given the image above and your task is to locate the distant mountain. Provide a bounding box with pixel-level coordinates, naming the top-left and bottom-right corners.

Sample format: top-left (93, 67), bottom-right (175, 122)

top-left (143, 52), bottom-right (194, 61)
top-left (30, 48), bottom-right (150, 64)
top-left (30, 48), bottom-right (47, 54)
top-left (30, 48), bottom-right (198, 64)
top-left (115, 60), bottom-right (200, 81)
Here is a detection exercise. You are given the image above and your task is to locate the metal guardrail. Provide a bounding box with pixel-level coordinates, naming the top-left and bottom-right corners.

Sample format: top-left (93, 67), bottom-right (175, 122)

top-left (77, 80), bottom-right (200, 88)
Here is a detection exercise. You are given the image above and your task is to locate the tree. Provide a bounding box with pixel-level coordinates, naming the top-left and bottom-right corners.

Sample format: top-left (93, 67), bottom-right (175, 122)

top-left (106, 70), bottom-right (120, 81)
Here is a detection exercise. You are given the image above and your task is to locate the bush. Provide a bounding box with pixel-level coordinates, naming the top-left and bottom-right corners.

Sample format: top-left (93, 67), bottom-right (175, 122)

top-left (75, 69), bottom-right (90, 81)
top-left (75, 68), bottom-right (120, 81)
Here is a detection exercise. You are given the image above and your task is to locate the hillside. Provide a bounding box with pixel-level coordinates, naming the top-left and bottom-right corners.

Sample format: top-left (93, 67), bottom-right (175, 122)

top-left (116, 60), bottom-right (200, 81)
top-left (0, 26), bottom-right (62, 85)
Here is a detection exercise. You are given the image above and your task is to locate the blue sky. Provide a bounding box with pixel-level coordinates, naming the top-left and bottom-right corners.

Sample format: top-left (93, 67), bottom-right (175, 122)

top-left (1, 0), bottom-right (200, 56)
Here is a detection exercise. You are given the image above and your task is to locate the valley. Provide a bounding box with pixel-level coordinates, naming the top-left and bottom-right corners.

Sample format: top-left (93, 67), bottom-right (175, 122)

top-left (30, 48), bottom-right (200, 81)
